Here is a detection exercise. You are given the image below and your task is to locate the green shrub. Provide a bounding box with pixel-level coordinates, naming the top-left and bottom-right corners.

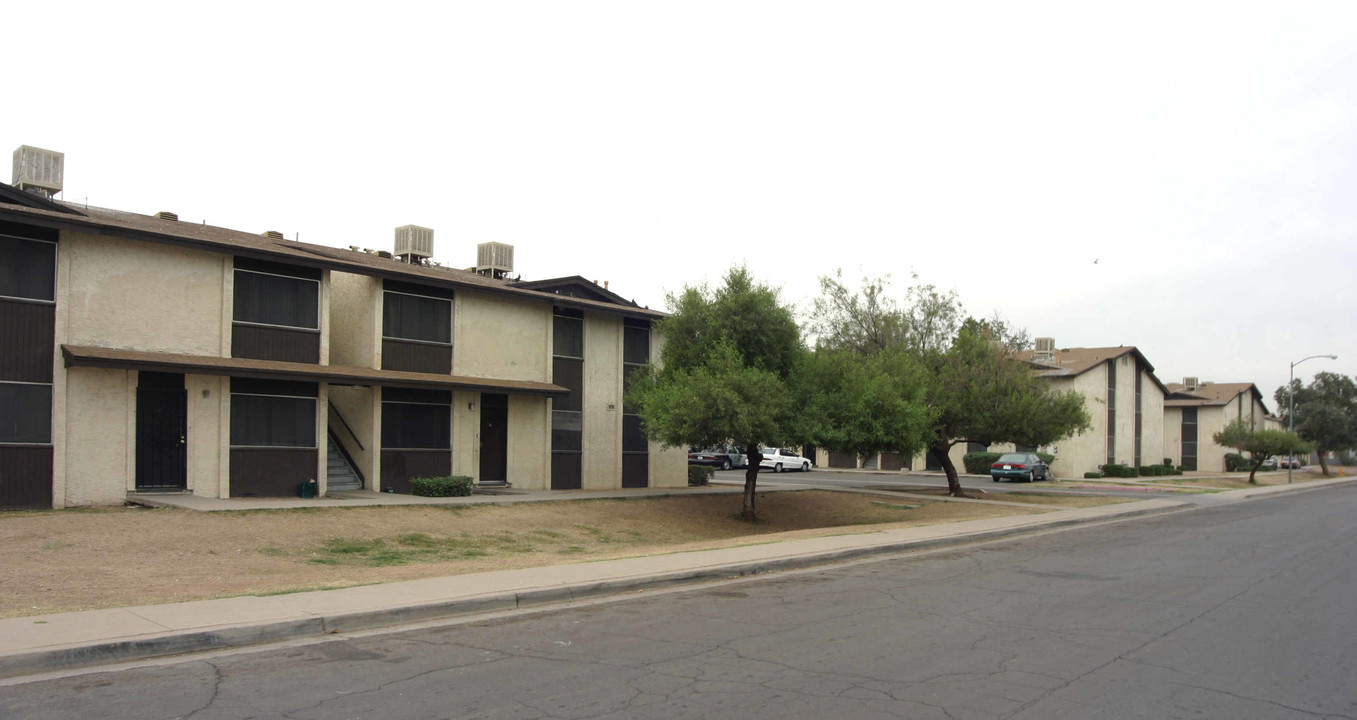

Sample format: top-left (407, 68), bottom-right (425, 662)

top-left (1036, 452), bottom-right (1055, 466)
top-left (688, 465), bottom-right (715, 486)
top-left (962, 452), bottom-right (1003, 474)
top-left (1174, 465), bottom-right (1185, 475)
top-left (410, 475), bottom-right (474, 497)
top-left (1099, 463), bottom-right (1139, 478)
top-left (1137, 464), bottom-right (1171, 477)
top-left (1162, 458), bottom-right (1173, 467)
top-left (1084, 471), bottom-right (1103, 479)
top-left (1224, 453), bottom-right (1252, 472)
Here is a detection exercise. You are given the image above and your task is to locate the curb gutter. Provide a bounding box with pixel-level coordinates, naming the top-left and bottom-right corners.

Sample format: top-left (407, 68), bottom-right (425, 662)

top-left (0, 502), bottom-right (1187, 680)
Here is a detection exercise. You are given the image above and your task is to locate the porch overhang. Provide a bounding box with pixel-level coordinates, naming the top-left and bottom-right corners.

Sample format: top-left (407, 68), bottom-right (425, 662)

top-left (60, 345), bottom-right (569, 398)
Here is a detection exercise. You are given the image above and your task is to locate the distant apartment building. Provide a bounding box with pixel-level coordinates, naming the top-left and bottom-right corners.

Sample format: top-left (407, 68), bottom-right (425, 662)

top-left (1163, 380), bottom-right (1271, 472)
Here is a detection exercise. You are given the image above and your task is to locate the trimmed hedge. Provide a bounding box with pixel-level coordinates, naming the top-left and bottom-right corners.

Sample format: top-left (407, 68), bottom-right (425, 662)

top-left (1224, 453), bottom-right (1252, 472)
top-left (1099, 463), bottom-right (1138, 478)
top-left (1136, 464), bottom-right (1182, 477)
top-left (688, 465), bottom-right (715, 486)
top-left (962, 452), bottom-right (1002, 474)
top-left (410, 475), bottom-right (474, 497)
top-left (1084, 471), bottom-right (1103, 479)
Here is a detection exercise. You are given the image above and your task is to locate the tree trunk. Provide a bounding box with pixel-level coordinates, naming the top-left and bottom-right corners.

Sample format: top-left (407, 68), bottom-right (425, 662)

top-left (1249, 458), bottom-right (1263, 484)
top-left (1317, 450), bottom-right (1330, 477)
top-left (742, 449), bottom-right (762, 521)
top-left (931, 443), bottom-right (964, 497)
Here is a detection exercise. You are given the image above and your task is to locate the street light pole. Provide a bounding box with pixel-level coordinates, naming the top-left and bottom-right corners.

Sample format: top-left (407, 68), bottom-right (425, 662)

top-left (1288, 354), bottom-right (1338, 484)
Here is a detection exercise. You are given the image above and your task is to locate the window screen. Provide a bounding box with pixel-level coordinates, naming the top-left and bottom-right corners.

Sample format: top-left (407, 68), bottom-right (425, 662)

top-left (0, 382), bottom-right (52, 443)
top-left (383, 292), bottom-right (452, 344)
top-left (0, 235), bottom-right (56, 302)
top-left (234, 270), bottom-right (319, 329)
top-left (230, 394), bottom-right (317, 448)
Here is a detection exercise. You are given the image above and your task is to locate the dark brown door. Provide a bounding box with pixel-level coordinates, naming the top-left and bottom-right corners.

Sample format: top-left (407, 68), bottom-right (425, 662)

top-left (479, 393), bottom-right (508, 483)
top-left (136, 372), bottom-right (187, 490)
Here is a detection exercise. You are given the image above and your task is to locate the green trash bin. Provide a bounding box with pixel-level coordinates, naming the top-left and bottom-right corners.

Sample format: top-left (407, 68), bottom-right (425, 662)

top-left (298, 479), bottom-right (318, 498)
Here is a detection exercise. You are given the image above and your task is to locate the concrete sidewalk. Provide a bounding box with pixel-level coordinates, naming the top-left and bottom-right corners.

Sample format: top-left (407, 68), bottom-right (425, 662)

top-left (2, 476), bottom-right (1351, 680)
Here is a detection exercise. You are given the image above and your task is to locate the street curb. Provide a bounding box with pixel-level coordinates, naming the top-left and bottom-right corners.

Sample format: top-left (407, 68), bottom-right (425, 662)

top-left (0, 502), bottom-right (1186, 679)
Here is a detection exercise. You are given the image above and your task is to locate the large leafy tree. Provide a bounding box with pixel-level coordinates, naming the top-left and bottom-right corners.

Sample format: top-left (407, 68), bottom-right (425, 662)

top-left (1213, 419), bottom-right (1313, 484)
top-left (627, 266), bottom-right (802, 520)
top-left (810, 273), bottom-right (1089, 496)
top-left (1275, 372), bottom-right (1357, 476)
top-left (794, 347), bottom-right (935, 466)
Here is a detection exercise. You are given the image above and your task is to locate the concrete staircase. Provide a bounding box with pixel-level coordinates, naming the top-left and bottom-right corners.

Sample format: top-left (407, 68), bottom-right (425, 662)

top-left (326, 433), bottom-right (363, 492)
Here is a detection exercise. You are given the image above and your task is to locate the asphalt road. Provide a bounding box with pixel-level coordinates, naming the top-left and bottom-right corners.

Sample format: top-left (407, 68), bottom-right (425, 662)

top-left (5, 486), bottom-right (1355, 720)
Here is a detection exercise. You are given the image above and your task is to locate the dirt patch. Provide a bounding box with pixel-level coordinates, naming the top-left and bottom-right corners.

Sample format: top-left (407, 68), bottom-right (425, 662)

top-left (0, 491), bottom-right (1051, 618)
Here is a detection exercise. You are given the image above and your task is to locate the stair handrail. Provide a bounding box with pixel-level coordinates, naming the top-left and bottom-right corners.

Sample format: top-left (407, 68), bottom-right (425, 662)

top-left (327, 428), bottom-right (366, 487)
top-left (331, 406), bottom-right (365, 452)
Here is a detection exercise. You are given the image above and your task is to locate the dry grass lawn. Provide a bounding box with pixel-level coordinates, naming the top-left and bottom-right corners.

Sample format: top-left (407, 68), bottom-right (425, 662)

top-left (0, 490), bottom-right (1069, 619)
top-left (1141, 469), bottom-right (1334, 490)
top-left (875, 486), bottom-right (1129, 508)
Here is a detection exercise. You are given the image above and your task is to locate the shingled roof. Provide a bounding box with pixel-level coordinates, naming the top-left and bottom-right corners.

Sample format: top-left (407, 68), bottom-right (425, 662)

top-left (1013, 345), bottom-right (1169, 393)
top-left (0, 200), bottom-right (664, 320)
top-left (1164, 381), bottom-right (1269, 412)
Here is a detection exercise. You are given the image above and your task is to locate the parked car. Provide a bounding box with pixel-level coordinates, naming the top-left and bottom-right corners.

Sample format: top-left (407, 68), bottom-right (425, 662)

top-left (1276, 456), bottom-right (1304, 469)
top-left (1261, 456), bottom-right (1279, 470)
top-left (687, 446), bottom-right (747, 471)
top-left (758, 448), bottom-right (811, 473)
top-left (990, 453), bottom-right (1049, 482)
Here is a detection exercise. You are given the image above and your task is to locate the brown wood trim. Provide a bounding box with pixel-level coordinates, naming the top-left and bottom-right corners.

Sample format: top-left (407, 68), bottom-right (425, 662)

top-left (232, 323), bottom-right (321, 364)
top-left (551, 453), bottom-right (582, 490)
top-left (380, 449), bottom-right (452, 494)
top-left (828, 451), bottom-right (857, 469)
top-left (0, 445), bottom-right (52, 509)
top-left (880, 452), bottom-right (907, 471)
top-left (230, 447), bottom-right (317, 497)
top-left (61, 345), bottom-right (568, 397)
top-left (381, 339), bottom-right (452, 375)
top-left (622, 454), bottom-right (648, 488)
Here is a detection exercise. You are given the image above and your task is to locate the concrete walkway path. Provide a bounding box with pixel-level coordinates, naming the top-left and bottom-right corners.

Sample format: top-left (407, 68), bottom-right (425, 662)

top-left (3, 475), bottom-right (1351, 681)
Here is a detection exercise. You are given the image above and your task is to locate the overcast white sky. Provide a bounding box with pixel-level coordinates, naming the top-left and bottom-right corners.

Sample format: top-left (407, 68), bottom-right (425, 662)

top-left (6, 1), bottom-right (1355, 403)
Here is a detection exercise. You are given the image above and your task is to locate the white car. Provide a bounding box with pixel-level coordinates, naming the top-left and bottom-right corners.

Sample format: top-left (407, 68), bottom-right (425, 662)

top-left (759, 448), bottom-right (811, 473)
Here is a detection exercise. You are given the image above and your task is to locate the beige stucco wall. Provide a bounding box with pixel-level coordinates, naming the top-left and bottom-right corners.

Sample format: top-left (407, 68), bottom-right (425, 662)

top-left (61, 232), bottom-right (226, 355)
top-left (582, 314), bottom-right (622, 489)
top-left (58, 369), bottom-right (230, 505)
top-left (451, 390), bottom-right (478, 482)
top-left (1110, 356), bottom-right (1136, 464)
top-left (328, 272), bottom-right (380, 369)
top-left (328, 386), bottom-right (378, 490)
top-left (1139, 370), bottom-right (1166, 468)
top-left (186, 374), bottom-right (226, 498)
top-left (454, 291), bottom-right (550, 382)
top-left (1046, 369), bottom-right (1107, 479)
top-left (1163, 407), bottom-right (1183, 466)
top-left (60, 367), bottom-right (132, 506)
top-left (507, 395), bottom-right (549, 489)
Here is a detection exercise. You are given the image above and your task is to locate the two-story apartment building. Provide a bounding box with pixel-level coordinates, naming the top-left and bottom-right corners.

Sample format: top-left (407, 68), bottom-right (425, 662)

top-left (1014, 342), bottom-right (1168, 478)
top-left (1163, 380), bottom-right (1271, 471)
top-left (0, 149), bottom-right (683, 509)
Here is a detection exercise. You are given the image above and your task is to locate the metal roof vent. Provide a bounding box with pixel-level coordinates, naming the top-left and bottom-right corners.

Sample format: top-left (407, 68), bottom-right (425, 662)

top-left (476, 242), bottom-right (514, 279)
top-left (1183, 376), bottom-right (1199, 388)
top-left (262, 230), bottom-right (285, 240)
top-left (156, 211), bottom-right (178, 221)
top-left (394, 225), bottom-right (433, 265)
top-left (12, 145), bottom-right (64, 198)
